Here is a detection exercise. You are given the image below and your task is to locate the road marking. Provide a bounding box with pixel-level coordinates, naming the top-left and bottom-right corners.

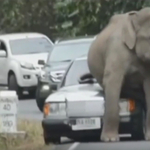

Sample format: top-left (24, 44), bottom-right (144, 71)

top-left (68, 142), bottom-right (80, 150)
top-left (119, 134), bottom-right (131, 137)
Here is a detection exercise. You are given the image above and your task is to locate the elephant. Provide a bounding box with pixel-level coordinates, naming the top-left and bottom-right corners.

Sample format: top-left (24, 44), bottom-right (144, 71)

top-left (87, 7), bottom-right (150, 142)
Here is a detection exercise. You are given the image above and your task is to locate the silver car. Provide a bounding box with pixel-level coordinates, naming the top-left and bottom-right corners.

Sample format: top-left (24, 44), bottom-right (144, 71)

top-left (42, 56), bottom-right (145, 144)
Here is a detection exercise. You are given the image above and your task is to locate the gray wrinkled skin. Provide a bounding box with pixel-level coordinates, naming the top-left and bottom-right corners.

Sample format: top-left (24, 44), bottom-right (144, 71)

top-left (87, 7), bottom-right (150, 142)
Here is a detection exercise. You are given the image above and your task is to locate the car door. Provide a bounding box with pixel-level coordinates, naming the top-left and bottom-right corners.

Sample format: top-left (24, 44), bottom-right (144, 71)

top-left (0, 40), bottom-right (8, 85)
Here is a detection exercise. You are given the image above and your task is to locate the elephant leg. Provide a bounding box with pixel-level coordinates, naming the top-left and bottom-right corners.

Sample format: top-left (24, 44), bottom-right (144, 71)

top-left (143, 77), bottom-right (150, 141)
top-left (100, 69), bottom-right (125, 142)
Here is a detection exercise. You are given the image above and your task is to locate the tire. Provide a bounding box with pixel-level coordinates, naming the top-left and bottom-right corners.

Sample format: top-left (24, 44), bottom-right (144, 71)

top-left (35, 87), bottom-right (45, 112)
top-left (44, 136), bottom-right (61, 145)
top-left (131, 110), bottom-right (145, 141)
top-left (8, 74), bottom-right (23, 99)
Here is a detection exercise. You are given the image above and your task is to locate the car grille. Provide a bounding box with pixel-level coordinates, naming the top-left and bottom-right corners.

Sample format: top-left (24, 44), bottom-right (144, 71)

top-left (50, 71), bottom-right (65, 82)
top-left (67, 100), bottom-right (105, 117)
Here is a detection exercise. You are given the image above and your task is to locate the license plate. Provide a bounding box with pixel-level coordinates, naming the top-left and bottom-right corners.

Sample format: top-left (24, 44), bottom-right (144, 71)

top-left (72, 117), bottom-right (101, 131)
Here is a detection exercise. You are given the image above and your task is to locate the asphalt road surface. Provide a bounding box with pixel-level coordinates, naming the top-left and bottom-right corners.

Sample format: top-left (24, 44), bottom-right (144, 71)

top-left (17, 98), bottom-right (150, 150)
top-left (18, 98), bottom-right (43, 120)
top-left (54, 141), bottom-right (150, 150)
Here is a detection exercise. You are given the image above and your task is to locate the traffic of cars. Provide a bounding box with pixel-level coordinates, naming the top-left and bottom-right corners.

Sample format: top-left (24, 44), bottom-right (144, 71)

top-left (1, 32), bottom-right (145, 144)
top-left (35, 36), bottom-right (96, 111)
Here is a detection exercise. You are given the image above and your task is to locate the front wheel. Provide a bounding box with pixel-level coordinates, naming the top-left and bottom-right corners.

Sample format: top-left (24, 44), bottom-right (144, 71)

top-left (8, 74), bottom-right (23, 99)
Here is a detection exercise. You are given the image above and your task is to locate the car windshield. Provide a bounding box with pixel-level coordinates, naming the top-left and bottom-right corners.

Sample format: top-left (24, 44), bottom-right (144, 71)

top-left (64, 59), bottom-right (92, 86)
top-left (48, 41), bottom-right (92, 63)
top-left (9, 37), bottom-right (53, 55)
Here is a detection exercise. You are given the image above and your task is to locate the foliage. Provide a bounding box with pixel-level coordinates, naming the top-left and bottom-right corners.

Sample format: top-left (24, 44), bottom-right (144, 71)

top-left (0, 0), bottom-right (56, 40)
top-left (0, 120), bottom-right (50, 150)
top-left (0, 0), bottom-right (150, 40)
top-left (55, 0), bottom-right (145, 38)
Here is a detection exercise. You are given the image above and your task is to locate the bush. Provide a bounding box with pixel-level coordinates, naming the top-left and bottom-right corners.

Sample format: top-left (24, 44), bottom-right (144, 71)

top-left (0, 120), bottom-right (51, 150)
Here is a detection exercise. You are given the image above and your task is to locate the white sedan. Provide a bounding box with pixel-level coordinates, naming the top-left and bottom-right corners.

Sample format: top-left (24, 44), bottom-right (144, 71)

top-left (42, 56), bottom-right (145, 144)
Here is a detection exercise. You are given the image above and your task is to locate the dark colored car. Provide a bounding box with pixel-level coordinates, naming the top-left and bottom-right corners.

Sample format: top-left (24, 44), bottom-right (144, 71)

top-left (36, 36), bottom-right (96, 112)
top-left (42, 56), bottom-right (146, 144)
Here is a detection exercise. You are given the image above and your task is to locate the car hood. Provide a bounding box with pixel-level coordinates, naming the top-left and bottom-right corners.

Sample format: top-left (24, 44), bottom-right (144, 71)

top-left (45, 83), bottom-right (103, 103)
top-left (46, 83), bottom-right (105, 117)
top-left (48, 61), bottom-right (71, 71)
top-left (45, 83), bottom-right (131, 117)
top-left (12, 52), bottom-right (49, 65)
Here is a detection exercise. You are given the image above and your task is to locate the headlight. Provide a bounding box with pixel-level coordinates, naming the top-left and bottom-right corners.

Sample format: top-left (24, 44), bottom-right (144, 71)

top-left (119, 99), bottom-right (135, 113)
top-left (50, 70), bottom-right (65, 82)
top-left (20, 62), bottom-right (34, 70)
top-left (43, 102), bottom-right (66, 117)
top-left (42, 84), bottom-right (50, 90)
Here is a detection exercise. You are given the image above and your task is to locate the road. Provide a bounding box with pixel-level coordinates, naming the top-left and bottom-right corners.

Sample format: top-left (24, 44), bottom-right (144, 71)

top-left (54, 141), bottom-right (150, 150)
top-left (18, 98), bottom-right (43, 120)
top-left (17, 98), bottom-right (150, 150)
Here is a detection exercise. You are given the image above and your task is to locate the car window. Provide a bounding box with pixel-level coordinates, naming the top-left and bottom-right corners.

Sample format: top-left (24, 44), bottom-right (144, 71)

top-left (47, 41), bottom-right (92, 63)
top-left (62, 59), bottom-right (90, 87)
top-left (9, 37), bottom-right (53, 55)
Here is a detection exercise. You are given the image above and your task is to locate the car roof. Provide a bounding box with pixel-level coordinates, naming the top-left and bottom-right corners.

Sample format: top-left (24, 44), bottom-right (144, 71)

top-left (55, 35), bottom-right (96, 45)
top-left (0, 32), bottom-right (47, 40)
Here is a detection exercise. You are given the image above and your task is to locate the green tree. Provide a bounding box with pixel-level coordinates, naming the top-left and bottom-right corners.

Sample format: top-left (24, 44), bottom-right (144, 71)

top-left (0, 0), bottom-right (56, 41)
top-left (0, 0), bottom-right (149, 40)
top-left (54, 0), bottom-right (146, 38)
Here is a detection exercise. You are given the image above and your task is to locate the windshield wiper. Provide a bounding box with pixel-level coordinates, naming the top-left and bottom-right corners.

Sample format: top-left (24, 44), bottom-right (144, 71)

top-left (60, 59), bottom-right (71, 62)
top-left (49, 59), bottom-right (71, 63)
top-left (28, 51), bottom-right (47, 54)
top-left (27, 52), bottom-right (38, 54)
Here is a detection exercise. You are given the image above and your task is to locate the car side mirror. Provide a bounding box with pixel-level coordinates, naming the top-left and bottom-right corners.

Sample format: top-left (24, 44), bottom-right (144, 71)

top-left (0, 50), bottom-right (6, 57)
top-left (38, 60), bottom-right (45, 65)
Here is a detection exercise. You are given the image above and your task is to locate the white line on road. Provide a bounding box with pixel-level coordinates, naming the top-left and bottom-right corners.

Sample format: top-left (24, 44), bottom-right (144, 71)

top-left (119, 134), bottom-right (131, 137)
top-left (68, 142), bottom-right (80, 150)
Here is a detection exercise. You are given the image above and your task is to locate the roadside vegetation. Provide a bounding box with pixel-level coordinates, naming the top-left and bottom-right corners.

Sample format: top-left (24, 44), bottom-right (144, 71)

top-left (0, 120), bottom-right (51, 150)
top-left (1, 0), bottom-right (150, 41)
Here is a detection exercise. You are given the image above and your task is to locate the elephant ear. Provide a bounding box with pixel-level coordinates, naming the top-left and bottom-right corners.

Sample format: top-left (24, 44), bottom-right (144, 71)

top-left (122, 11), bottom-right (138, 50)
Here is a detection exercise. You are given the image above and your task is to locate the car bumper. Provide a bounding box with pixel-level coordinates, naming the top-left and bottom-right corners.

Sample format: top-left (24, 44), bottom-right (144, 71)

top-left (17, 68), bottom-right (40, 87)
top-left (49, 79), bottom-right (60, 91)
top-left (49, 83), bottom-right (58, 91)
top-left (42, 113), bottom-right (139, 139)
